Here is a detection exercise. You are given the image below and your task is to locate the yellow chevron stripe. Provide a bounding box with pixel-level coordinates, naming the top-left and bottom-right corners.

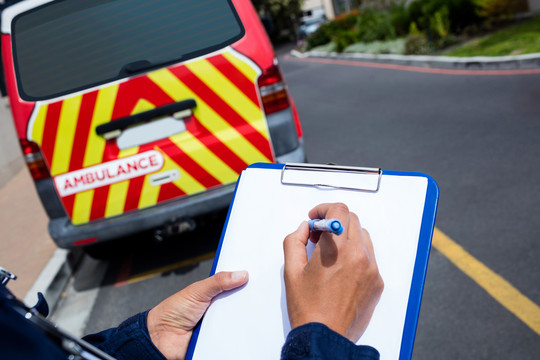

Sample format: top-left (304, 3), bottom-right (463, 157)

top-left (104, 99), bottom-right (154, 216)
top-left (104, 147), bottom-right (139, 218)
top-left (69, 85), bottom-right (121, 225)
top-left (71, 189), bottom-right (94, 225)
top-left (161, 151), bottom-right (205, 194)
top-left (105, 180), bottom-right (130, 218)
top-left (186, 60), bottom-right (269, 140)
top-left (121, 101), bottom-right (162, 210)
top-left (169, 131), bottom-right (239, 184)
top-left (131, 98), bottom-right (155, 114)
top-left (50, 96), bottom-right (82, 176)
top-left (138, 172), bottom-right (161, 209)
top-left (222, 51), bottom-right (259, 81)
top-left (31, 106), bottom-right (47, 145)
top-left (148, 69), bottom-right (270, 164)
top-left (84, 85), bottom-right (119, 167)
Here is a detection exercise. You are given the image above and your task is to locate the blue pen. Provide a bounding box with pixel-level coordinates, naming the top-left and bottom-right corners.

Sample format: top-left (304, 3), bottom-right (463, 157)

top-left (308, 218), bottom-right (343, 235)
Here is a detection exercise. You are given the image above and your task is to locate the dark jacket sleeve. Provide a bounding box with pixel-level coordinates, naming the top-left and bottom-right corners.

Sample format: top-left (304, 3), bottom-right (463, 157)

top-left (281, 323), bottom-right (380, 360)
top-left (82, 310), bottom-right (166, 360)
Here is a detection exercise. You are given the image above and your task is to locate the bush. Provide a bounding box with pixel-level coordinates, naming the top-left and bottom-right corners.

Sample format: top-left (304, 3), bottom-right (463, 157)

top-left (404, 33), bottom-right (431, 54)
top-left (356, 8), bottom-right (396, 43)
top-left (333, 29), bottom-right (360, 52)
top-left (305, 0), bottom-right (482, 53)
top-left (408, 0), bottom-right (480, 35)
top-left (308, 8), bottom-right (399, 52)
top-left (475, 0), bottom-right (526, 22)
top-left (306, 11), bottom-right (359, 49)
top-left (389, 1), bottom-right (411, 36)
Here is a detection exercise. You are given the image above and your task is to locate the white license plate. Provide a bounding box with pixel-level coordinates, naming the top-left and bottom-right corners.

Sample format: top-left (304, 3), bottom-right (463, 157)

top-left (117, 116), bottom-right (186, 150)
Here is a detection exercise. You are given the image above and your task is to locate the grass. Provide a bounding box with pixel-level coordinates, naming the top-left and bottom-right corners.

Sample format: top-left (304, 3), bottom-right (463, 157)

top-left (443, 16), bottom-right (540, 57)
top-left (343, 39), bottom-right (406, 54)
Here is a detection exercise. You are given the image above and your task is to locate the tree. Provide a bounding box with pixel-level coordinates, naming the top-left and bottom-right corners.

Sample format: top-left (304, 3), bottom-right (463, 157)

top-left (474, 0), bottom-right (524, 21)
top-left (251, 0), bottom-right (303, 41)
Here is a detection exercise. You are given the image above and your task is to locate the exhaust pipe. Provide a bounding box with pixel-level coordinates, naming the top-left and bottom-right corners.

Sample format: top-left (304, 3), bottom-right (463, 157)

top-left (153, 217), bottom-right (196, 242)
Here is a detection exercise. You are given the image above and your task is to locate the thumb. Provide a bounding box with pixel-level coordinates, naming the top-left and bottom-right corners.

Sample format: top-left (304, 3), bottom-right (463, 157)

top-left (190, 271), bottom-right (249, 302)
top-left (283, 221), bottom-right (310, 275)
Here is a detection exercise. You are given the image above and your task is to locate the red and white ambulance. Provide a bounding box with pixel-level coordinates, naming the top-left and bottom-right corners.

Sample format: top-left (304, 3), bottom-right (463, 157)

top-left (0, 0), bottom-right (305, 250)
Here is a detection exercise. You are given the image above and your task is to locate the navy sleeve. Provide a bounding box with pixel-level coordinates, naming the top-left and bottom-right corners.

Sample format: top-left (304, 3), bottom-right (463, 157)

top-left (281, 323), bottom-right (380, 360)
top-left (82, 310), bottom-right (166, 360)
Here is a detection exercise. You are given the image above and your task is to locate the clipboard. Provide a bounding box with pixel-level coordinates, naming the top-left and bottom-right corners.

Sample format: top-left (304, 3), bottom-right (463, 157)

top-left (186, 163), bottom-right (439, 360)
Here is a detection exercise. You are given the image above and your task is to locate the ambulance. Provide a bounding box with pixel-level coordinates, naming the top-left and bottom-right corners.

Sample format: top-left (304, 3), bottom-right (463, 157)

top-left (0, 0), bottom-right (305, 250)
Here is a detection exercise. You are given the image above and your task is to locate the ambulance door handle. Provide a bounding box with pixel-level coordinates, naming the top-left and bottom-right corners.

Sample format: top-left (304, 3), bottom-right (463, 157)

top-left (96, 99), bottom-right (196, 139)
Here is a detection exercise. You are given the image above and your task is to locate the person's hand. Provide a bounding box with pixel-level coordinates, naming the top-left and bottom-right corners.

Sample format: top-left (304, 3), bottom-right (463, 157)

top-left (147, 271), bottom-right (248, 360)
top-left (283, 203), bottom-right (384, 342)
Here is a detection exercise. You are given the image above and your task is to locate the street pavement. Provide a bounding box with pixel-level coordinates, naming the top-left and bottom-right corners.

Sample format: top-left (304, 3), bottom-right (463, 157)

top-left (0, 167), bottom-right (57, 300)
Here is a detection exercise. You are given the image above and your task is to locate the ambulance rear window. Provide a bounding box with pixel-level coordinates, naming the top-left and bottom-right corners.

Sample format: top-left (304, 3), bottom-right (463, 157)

top-left (12, 0), bottom-right (245, 101)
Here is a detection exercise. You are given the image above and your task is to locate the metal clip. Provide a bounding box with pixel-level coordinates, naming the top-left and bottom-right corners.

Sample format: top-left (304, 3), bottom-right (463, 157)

top-left (0, 266), bottom-right (16, 286)
top-left (281, 163), bottom-right (382, 192)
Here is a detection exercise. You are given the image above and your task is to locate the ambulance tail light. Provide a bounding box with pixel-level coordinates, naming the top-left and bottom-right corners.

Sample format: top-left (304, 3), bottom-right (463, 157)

top-left (258, 65), bottom-right (290, 115)
top-left (20, 139), bottom-right (50, 180)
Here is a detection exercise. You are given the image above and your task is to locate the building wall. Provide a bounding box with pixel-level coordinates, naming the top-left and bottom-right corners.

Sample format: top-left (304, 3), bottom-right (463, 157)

top-left (530, 0), bottom-right (540, 12)
top-left (302, 0), bottom-right (335, 19)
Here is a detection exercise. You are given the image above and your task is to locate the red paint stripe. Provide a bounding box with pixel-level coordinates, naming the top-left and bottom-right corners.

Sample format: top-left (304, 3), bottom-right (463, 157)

top-left (123, 144), bottom-right (153, 213)
top-left (206, 55), bottom-right (260, 106)
top-left (111, 76), bottom-right (175, 120)
top-left (122, 176), bottom-right (145, 213)
top-left (74, 237), bottom-right (97, 246)
top-left (89, 139), bottom-right (120, 221)
top-left (159, 137), bottom-right (221, 189)
top-left (87, 77), bottom-right (176, 221)
top-left (40, 102), bottom-right (62, 165)
top-left (69, 91), bottom-right (98, 171)
top-left (185, 116), bottom-right (248, 174)
top-left (157, 182), bottom-right (187, 203)
top-left (169, 66), bottom-right (274, 160)
top-left (89, 186), bottom-right (109, 221)
top-left (284, 54), bottom-right (540, 76)
top-left (62, 194), bottom-right (75, 219)
top-left (96, 77), bottom-right (174, 217)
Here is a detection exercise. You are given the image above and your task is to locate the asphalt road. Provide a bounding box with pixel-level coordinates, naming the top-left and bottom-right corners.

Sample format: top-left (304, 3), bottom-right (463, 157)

top-left (56, 51), bottom-right (540, 359)
top-left (279, 54), bottom-right (540, 359)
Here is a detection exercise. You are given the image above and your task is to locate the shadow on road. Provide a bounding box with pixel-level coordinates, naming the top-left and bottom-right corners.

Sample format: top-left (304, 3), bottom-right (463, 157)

top-left (71, 209), bottom-right (228, 292)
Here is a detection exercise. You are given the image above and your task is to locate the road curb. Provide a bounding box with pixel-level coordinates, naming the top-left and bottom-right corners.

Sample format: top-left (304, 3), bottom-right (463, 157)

top-left (290, 49), bottom-right (540, 70)
top-left (23, 248), bottom-right (83, 314)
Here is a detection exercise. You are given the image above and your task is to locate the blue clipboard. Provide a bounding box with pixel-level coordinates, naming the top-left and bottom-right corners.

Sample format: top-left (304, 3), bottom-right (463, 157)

top-left (187, 162), bottom-right (439, 360)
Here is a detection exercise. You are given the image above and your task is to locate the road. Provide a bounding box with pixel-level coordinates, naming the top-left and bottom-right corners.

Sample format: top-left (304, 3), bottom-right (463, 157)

top-left (53, 52), bottom-right (540, 359)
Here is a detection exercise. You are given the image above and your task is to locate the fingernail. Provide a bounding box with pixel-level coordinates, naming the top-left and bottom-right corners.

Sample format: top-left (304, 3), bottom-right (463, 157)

top-left (231, 270), bottom-right (248, 282)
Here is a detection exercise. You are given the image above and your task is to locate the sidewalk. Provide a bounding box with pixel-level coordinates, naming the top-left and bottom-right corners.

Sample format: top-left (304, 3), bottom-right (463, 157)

top-left (0, 167), bottom-right (57, 301)
top-left (290, 49), bottom-right (540, 70)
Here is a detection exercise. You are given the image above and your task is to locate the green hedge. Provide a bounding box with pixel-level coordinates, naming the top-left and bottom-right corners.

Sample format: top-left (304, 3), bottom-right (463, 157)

top-left (305, 0), bottom-right (482, 53)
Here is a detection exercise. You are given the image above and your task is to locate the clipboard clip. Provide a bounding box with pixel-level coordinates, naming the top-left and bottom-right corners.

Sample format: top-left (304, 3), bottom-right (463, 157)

top-left (281, 163), bottom-right (382, 192)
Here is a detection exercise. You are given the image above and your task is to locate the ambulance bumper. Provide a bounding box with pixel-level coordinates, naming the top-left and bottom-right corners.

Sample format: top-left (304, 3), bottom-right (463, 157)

top-left (48, 143), bottom-right (306, 249)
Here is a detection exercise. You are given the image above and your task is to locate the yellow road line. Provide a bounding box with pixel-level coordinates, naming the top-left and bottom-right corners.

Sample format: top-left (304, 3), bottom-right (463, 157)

top-left (432, 227), bottom-right (540, 335)
top-left (124, 251), bottom-right (216, 286)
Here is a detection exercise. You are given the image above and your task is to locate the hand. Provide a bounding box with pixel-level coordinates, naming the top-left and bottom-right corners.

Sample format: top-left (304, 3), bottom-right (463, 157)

top-left (147, 271), bottom-right (248, 360)
top-left (283, 203), bottom-right (384, 342)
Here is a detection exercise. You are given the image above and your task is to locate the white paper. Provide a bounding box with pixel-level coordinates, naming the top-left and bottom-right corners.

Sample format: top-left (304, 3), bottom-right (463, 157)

top-left (191, 167), bottom-right (428, 360)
